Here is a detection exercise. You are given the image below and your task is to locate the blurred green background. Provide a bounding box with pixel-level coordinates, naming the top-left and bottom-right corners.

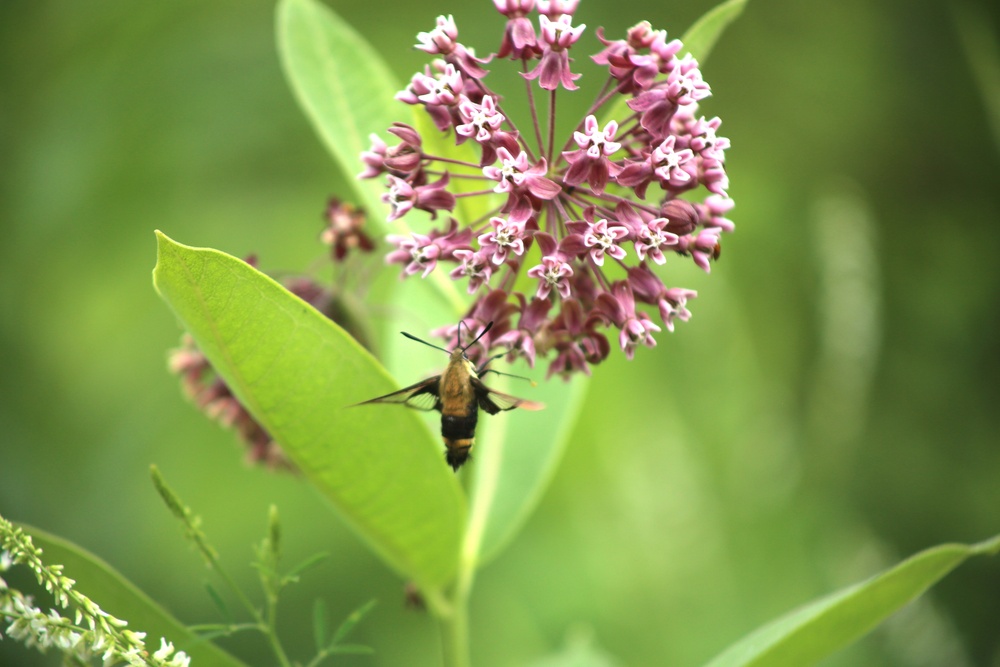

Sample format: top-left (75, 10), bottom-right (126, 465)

top-left (2, 0), bottom-right (999, 665)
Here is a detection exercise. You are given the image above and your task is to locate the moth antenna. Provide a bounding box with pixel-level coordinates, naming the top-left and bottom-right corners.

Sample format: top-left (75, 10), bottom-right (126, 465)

top-left (479, 368), bottom-right (538, 387)
top-left (400, 331), bottom-right (450, 355)
top-left (462, 320), bottom-right (494, 353)
top-left (478, 347), bottom-right (537, 385)
top-left (477, 350), bottom-right (507, 374)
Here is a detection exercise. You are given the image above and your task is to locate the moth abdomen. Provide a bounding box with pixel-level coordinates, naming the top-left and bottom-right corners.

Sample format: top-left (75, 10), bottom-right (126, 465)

top-left (441, 411), bottom-right (478, 441)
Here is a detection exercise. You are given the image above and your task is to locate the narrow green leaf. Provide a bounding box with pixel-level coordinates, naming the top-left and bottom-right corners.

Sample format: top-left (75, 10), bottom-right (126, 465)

top-left (467, 373), bottom-right (590, 566)
top-left (681, 0), bottom-right (747, 64)
top-left (205, 582), bottom-right (233, 622)
top-left (151, 464), bottom-right (188, 520)
top-left (153, 232), bottom-right (466, 588)
top-left (276, 0), bottom-right (399, 220)
top-left (330, 644), bottom-right (376, 654)
top-left (313, 598), bottom-right (329, 654)
top-left (284, 551), bottom-right (331, 582)
top-left (598, 0), bottom-right (746, 129)
top-left (267, 504), bottom-right (281, 562)
top-left (188, 623), bottom-right (257, 641)
top-left (20, 525), bottom-right (248, 667)
top-left (329, 598), bottom-right (378, 648)
top-left (702, 534), bottom-right (1000, 667)
top-left (952, 3), bottom-right (1000, 153)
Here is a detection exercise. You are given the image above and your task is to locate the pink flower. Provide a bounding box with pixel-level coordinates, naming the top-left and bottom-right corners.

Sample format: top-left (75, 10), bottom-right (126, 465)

top-left (494, 0), bottom-right (538, 59)
top-left (450, 248), bottom-right (494, 293)
top-left (415, 14), bottom-right (489, 79)
top-left (595, 281), bottom-right (660, 359)
top-left (651, 136), bottom-right (697, 190)
top-left (415, 15), bottom-right (460, 55)
top-left (456, 94), bottom-right (520, 164)
top-left (483, 147), bottom-right (560, 218)
top-left (383, 173), bottom-right (456, 221)
top-left (478, 213), bottom-right (530, 265)
top-left (386, 220), bottom-right (470, 277)
top-left (546, 298), bottom-right (608, 377)
top-left (457, 95), bottom-right (505, 144)
top-left (634, 217), bottom-right (678, 265)
top-left (527, 256), bottom-right (574, 299)
top-left (627, 265), bottom-right (697, 332)
top-left (494, 293), bottom-right (551, 367)
top-left (537, 0), bottom-right (579, 17)
top-left (562, 115), bottom-right (623, 193)
top-left (359, 133), bottom-right (388, 180)
top-left (580, 217), bottom-right (628, 266)
top-left (523, 14), bottom-right (586, 90)
top-left (677, 226), bottom-right (722, 272)
top-left (321, 199), bottom-right (375, 261)
top-left (397, 62), bottom-right (469, 131)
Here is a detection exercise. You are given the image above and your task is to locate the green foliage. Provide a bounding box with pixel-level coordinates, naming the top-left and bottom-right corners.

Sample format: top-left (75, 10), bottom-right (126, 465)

top-left (311, 598), bottom-right (378, 663)
top-left (148, 469), bottom-right (374, 666)
top-left (276, 0), bottom-right (399, 222)
top-left (704, 535), bottom-right (1000, 667)
top-left (9, 522), bottom-right (247, 667)
top-left (153, 231), bottom-right (466, 590)
top-left (681, 0), bottom-right (748, 65)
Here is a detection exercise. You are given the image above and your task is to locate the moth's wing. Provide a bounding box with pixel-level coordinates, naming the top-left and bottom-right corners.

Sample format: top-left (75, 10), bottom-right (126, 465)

top-left (353, 377), bottom-right (442, 412)
top-left (471, 377), bottom-right (545, 415)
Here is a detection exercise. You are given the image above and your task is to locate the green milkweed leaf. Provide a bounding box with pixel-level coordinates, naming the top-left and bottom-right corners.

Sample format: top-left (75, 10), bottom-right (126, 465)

top-left (681, 0), bottom-right (747, 65)
top-left (153, 232), bottom-right (465, 589)
top-left (276, 0), bottom-right (398, 222)
top-left (703, 534), bottom-right (1000, 667)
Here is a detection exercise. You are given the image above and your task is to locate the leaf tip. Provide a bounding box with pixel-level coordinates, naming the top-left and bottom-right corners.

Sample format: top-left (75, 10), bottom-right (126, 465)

top-left (153, 229), bottom-right (175, 250)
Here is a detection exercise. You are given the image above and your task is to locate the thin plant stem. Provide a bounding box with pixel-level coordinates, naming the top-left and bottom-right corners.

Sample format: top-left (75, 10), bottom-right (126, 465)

top-left (205, 554), bottom-right (293, 667)
top-left (429, 155), bottom-right (483, 169)
top-left (547, 88), bottom-right (557, 165)
top-left (456, 188), bottom-right (504, 198)
top-left (424, 170), bottom-right (494, 181)
top-left (523, 59), bottom-right (546, 158)
top-left (153, 469), bottom-right (294, 667)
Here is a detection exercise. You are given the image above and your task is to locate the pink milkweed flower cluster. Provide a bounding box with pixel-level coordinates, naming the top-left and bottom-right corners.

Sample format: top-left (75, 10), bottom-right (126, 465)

top-left (362, 0), bottom-right (734, 377)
